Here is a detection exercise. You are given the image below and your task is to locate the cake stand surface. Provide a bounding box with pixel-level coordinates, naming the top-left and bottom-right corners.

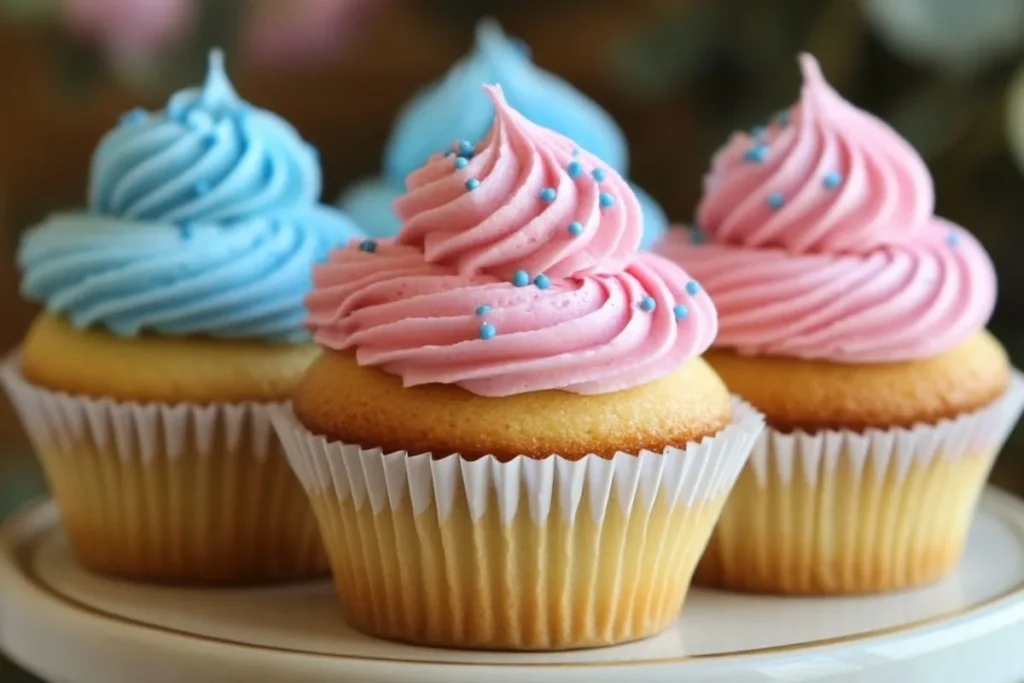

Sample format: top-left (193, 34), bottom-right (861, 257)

top-left (2, 488), bottom-right (1024, 683)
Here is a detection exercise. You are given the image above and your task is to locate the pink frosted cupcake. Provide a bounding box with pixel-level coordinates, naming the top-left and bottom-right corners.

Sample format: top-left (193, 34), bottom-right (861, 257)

top-left (657, 54), bottom-right (1023, 594)
top-left (271, 85), bottom-right (765, 649)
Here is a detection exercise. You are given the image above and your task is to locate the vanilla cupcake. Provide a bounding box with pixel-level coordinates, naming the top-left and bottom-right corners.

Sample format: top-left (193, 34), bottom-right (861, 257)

top-left (272, 85), bottom-right (763, 650)
top-left (1, 51), bottom-right (360, 583)
top-left (658, 55), bottom-right (1023, 594)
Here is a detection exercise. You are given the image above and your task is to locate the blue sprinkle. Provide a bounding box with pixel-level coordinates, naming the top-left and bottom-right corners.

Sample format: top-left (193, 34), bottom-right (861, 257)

top-left (479, 322), bottom-right (497, 340)
top-left (194, 180), bottom-right (211, 196)
top-left (568, 221), bottom-right (584, 237)
top-left (572, 146), bottom-right (581, 157)
top-left (465, 178), bottom-right (480, 191)
top-left (599, 193), bottom-right (615, 209)
top-left (639, 296), bottom-right (657, 312)
top-left (690, 224), bottom-right (706, 245)
top-left (358, 239), bottom-right (378, 253)
top-left (540, 187), bottom-right (557, 203)
top-left (475, 304), bottom-right (491, 316)
top-left (567, 161), bottom-right (583, 178)
top-left (823, 171), bottom-right (843, 189)
top-left (592, 168), bottom-right (607, 182)
top-left (686, 280), bottom-right (701, 296)
top-left (673, 304), bottom-right (689, 320)
top-left (454, 156), bottom-right (470, 169)
top-left (457, 139), bottom-right (475, 157)
top-left (947, 232), bottom-right (960, 247)
top-left (534, 274), bottom-right (551, 289)
top-left (743, 145), bottom-right (768, 163)
top-left (120, 108), bottom-right (147, 126)
top-left (512, 270), bottom-right (530, 287)
top-left (750, 125), bottom-right (766, 140)
top-left (767, 192), bottom-right (785, 210)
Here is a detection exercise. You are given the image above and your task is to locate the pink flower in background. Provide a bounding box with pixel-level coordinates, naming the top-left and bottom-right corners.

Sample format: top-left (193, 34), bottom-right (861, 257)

top-left (64, 0), bottom-right (195, 58)
top-left (242, 0), bottom-right (384, 67)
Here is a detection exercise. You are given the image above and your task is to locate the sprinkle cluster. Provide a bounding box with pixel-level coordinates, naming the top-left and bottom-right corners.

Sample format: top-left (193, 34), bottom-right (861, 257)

top-left (507, 268), bottom-right (555, 292)
top-left (736, 110), bottom-right (846, 211)
top-left (475, 299), bottom-right (499, 340)
top-left (633, 279), bottom-right (701, 322)
top-left (424, 136), bottom-right (690, 344)
top-left (446, 137), bottom-right (616, 221)
top-left (469, 273), bottom-right (703, 342)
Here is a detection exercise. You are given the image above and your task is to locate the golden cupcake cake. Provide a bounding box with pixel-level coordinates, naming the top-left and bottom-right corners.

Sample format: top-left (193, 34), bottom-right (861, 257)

top-left (657, 54), bottom-right (1023, 594)
top-left (272, 85), bottom-right (764, 650)
top-left (1, 51), bottom-right (361, 583)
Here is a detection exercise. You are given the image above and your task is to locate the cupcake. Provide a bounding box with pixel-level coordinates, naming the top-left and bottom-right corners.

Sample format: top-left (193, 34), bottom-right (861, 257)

top-left (657, 54), bottom-right (1024, 594)
top-left (272, 85), bottom-right (764, 650)
top-left (0, 50), bottom-right (361, 583)
top-left (338, 18), bottom-right (669, 248)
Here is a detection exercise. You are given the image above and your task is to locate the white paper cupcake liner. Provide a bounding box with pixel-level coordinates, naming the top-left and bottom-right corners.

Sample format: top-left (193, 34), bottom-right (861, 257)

top-left (0, 356), bottom-right (327, 583)
top-left (747, 370), bottom-right (1024, 488)
top-left (271, 397), bottom-right (765, 526)
top-left (270, 397), bottom-right (763, 650)
top-left (697, 370), bottom-right (1024, 594)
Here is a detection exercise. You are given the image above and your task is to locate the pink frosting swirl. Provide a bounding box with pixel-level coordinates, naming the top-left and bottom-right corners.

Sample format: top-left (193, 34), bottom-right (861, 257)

top-left (699, 54), bottom-right (936, 253)
top-left (307, 86), bottom-right (717, 397)
top-left (394, 86), bottom-right (642, 280)
top-left (657, 55), bottom-right (997, 364)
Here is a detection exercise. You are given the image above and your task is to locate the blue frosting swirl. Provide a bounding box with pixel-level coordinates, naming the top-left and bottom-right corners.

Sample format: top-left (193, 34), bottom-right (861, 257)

top-left (339, 19), bottom-right (668, 249)
top-left (21, 50), bottom-right (361, 343)
top-left (90, 50), bottom-right (323, 223)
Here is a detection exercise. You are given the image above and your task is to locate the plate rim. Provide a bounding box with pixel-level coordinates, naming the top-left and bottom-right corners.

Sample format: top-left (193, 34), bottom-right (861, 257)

top-left (2, 488), bottom-right (1024, 670)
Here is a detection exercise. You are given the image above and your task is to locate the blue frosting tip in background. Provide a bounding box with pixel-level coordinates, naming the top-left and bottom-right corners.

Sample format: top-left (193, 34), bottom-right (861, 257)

top-left (383, 18), bottom-right (628, 180)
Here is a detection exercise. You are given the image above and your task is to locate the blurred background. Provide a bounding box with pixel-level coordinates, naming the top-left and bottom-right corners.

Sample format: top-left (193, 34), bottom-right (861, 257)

top-left (0, 0), bottom-right (1022, 679)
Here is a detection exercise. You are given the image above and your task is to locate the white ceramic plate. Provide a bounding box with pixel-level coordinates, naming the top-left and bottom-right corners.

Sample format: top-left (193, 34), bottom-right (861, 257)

top-left (2, 488), bottom-right (1024, 683)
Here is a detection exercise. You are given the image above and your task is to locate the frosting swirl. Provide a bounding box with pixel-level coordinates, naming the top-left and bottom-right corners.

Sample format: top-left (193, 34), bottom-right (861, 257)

top-left (394, 87), bottom-right (641, 280)
top-left (310, 86), bottom-right (716, 397)
top-left (698, 55), bottom-right (935, 253)
top-left (89, 51), bottom-right (322, 224)
top-left (20, 50), bottom-right (360, 343)
top-left (657, 55), bottom-right (997, 363)
top-left (338, 19), bottom-right (668, 250)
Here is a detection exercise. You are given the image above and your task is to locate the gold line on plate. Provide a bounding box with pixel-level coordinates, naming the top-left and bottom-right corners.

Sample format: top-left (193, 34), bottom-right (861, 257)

top-left (12, 493), bottom-right (1024, 668)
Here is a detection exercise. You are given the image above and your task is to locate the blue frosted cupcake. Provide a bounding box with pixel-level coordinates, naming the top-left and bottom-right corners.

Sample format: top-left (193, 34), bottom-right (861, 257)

top-left (339, 18), bottom-right (668, 248)
top-left (1, 50), bottom-right (360, 584)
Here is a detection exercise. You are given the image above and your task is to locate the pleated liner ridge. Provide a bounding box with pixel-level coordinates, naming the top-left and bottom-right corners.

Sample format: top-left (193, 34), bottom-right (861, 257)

top-left (1, 360), bottom-right (328, 584)
top-left (271, 399), bottom-right (764, 651)
top-left (698, 372), bottom-right (1024, 595)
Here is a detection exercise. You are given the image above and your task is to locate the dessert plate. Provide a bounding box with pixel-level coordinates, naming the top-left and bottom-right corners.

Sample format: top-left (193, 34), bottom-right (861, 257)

top-left (2, 488), bottom-right (1024, 683)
